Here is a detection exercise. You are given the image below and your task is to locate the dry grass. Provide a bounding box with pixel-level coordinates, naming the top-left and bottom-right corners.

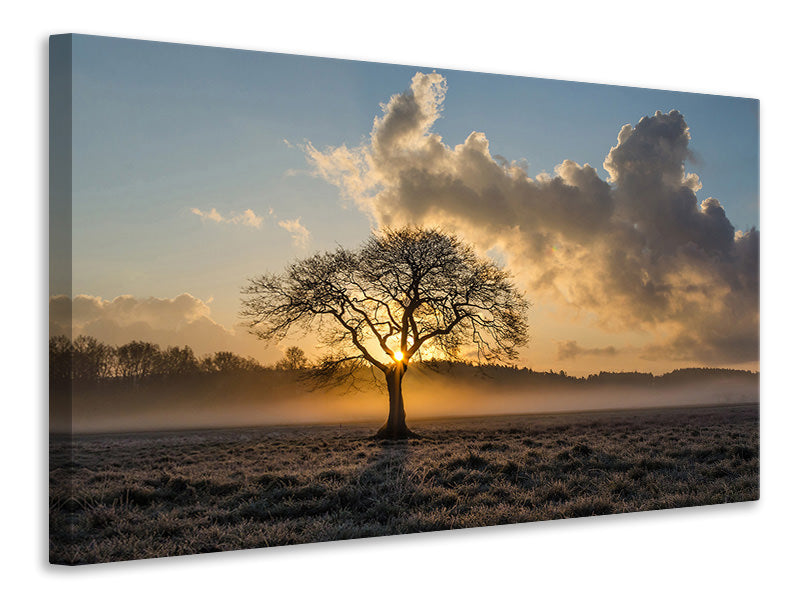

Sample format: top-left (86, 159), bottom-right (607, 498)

top-left (50, 404), bottom-right (758, 565)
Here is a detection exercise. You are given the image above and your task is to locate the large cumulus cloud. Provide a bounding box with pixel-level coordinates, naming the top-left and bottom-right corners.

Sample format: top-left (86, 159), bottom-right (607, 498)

top-left (304, 73), bottom-right (758, 364)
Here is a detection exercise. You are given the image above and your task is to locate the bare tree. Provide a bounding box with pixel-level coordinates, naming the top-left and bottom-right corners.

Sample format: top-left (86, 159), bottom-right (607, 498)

top-left (72, 335), bottom-right (115, 382)
top-left (116, 341), bottom-right (161, 383)
top-left (49, 335), bottom-right (72, 382)
top-left (158, 346), bottom-right (200, 377)
top-left (200, 351), bottom-right (263, 374)
top-left (276, 346), bottom-right (309, 371)
top-left (241, 227), bottom-right (529, 438)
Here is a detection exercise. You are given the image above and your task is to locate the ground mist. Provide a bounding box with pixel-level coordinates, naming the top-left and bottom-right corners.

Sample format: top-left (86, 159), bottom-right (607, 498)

top-left (54, 366), bottom-right (759, 434)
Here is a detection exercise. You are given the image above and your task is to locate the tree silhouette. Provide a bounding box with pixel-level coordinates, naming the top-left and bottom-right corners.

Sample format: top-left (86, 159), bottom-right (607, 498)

top-left (200, 351), bottom-right (263, 374)
top-left (158, 345), bottom-right (200, 377)
top-left (276, 346), bottom-right (309, 371)
top-left (72, 335), bottom-right (115, 382)
top-left (116, 341), bottom-right (161, 383)
top-left (241, 227), bottom-right (529, 438)
top-left (49, 335), bottom-right (72, 382)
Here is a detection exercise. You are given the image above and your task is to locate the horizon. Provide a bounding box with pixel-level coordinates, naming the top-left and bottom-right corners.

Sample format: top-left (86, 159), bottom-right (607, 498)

top-left (49, 331), bottom-right (760, 378)
top-left (50, 338), bottom-right (759, 435)
top-left (50, 332), bottom-right (759, 435)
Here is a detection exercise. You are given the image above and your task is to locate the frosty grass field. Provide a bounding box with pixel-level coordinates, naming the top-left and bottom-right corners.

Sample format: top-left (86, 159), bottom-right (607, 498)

top-left (50, 403), bottom-right (758, 564)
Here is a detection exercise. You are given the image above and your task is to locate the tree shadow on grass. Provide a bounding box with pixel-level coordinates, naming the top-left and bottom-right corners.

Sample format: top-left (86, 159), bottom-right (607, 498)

top-left (228, 438), bottom-right (418, 539)
top-left (343, 440), bottom-right (415, 528)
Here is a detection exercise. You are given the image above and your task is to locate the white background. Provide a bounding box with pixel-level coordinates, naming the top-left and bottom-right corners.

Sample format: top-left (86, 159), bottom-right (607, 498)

top-left (2, 1), bottom-right (797, 598)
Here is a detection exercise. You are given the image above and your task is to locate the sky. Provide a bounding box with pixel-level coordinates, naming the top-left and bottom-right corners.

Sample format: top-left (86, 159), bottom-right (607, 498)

top-left (51, 34), bottom-right (760, 375)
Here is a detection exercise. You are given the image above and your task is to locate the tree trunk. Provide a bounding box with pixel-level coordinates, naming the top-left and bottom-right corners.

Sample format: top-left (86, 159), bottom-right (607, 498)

top-left (375, 363), bottom-right (416, 439)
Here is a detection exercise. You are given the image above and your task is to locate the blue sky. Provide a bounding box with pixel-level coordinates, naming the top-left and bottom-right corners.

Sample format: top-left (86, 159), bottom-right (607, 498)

top-left (60, 34), bottom-right (759, 372)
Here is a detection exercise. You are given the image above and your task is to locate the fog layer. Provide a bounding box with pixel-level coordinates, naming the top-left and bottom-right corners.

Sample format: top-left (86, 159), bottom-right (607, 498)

top-left (55, 369), bottom-right (758, 434)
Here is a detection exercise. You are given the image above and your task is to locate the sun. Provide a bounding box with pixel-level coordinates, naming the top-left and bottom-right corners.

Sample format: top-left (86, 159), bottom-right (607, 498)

top-left (393, 350), bottom-right (404, 361)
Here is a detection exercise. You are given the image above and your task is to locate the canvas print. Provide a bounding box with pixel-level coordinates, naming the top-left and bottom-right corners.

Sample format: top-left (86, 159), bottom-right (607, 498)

top-left (49, 34), bottom-right (759, 565)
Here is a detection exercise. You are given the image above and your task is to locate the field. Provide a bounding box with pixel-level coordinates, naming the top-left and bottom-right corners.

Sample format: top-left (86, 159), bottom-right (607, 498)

top-left (50, 403), bottom-right (759, 565)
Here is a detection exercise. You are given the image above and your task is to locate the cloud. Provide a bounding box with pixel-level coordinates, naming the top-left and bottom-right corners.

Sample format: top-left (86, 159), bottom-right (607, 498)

top-left (49, 293), bottom-right (274, 360)
top-left (192, 207), bottom-right (264, 228)
top-left (278, 217), bottom-right (310, 248)
top-left (303, 73), bottom-right (759, 365)
top-left (556, 340), bottom-right (619, 361)
top-left (191, 204), bottom-right (311, 247)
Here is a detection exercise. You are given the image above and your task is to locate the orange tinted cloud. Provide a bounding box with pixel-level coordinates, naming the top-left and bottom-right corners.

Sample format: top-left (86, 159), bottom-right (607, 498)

top-left (304, 73), bottom-right (758, 365)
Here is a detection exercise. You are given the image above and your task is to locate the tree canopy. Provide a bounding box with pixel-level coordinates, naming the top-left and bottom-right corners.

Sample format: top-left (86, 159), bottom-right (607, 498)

top-left (242, 227), bottom-right (528, 375)
top-left (241, 226), bottom-right (529, 438)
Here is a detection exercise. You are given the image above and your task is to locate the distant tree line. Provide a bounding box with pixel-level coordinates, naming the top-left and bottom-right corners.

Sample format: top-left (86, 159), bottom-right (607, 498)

top-left (49, 336), bottom-right (312, 384)
top-left (49, 335), bottom-right (757, 387)
top-left (420, 358), bottom-right (758, 387)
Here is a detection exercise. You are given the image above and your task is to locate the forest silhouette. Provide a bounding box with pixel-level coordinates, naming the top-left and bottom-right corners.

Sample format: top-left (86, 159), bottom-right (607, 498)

top-left (50, 333), bottom-right (758, 435)
top-left (50, 334), bottom-right (757, 387)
